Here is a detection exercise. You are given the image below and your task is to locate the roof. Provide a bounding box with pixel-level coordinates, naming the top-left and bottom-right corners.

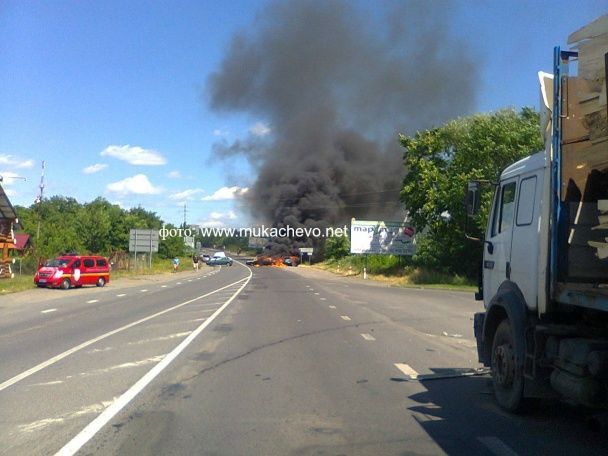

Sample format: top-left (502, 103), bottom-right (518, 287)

top-left (14, 233), bottom-right (30, 250)
top-left (0, 183), bottom-right (18, 220)
top-left (501, 151), bottom-right (547, 180)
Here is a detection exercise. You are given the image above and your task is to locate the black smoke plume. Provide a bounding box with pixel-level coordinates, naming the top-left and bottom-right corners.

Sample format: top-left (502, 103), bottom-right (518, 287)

top-left (206, 0), bottom-right (478, 253)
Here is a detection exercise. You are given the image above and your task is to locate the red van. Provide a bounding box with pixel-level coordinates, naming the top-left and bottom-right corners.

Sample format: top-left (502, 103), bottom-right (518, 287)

top-left (34, 255), bottom-right (110, 289)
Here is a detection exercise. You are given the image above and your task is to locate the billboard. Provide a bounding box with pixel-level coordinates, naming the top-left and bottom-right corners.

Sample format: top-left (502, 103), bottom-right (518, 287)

top-left (350, 219), bottom-right (415, 255)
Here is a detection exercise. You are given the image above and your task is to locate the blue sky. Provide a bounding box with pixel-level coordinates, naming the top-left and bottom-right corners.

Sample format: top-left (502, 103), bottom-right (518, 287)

top-left (0, 0), bottom-right (604, 227)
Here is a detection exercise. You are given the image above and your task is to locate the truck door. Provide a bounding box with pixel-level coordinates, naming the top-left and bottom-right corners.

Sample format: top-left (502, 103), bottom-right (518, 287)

top-left (484, 178), bottom-right (518, 302)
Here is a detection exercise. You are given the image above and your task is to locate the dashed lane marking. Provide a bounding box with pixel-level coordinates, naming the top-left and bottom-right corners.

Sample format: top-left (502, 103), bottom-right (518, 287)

top-left (116, 294), bottom-right (126, 297)
top-left (340, 316), bottom-right (351, 321)
top-left (394, 363), bottom-right (418, 379)
top-left (329, 305), bottom-right (337, 309)
top-left (41, 309), bottom-right (57, 314)
top-left (361, 333), bottom-right (375, 341)
top-left (86, 300), bottom-right (98, 304)
top-left (55, 264), bottom-right (252, 456)
top-left (0, 275), bottom-right (250, 393)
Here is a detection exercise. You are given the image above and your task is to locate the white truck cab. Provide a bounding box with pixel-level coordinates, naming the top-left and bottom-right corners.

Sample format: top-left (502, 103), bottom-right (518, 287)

top-left (468, 15), bottom-right (608, 412)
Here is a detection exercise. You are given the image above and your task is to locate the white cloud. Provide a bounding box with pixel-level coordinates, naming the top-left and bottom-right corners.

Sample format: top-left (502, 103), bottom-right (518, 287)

top-left (210, 210), bottom-right (237, 220)
top-left (106, 174), bottom-right (163, 195)
top-left (197, 220), bottom-right (225, 228)
top-left (213, 129), bottom-right (229, 137)
top-left (201, 186), bottom-right (248, 201)
top-left (168, 188), bottom-right (205, 200)
top-left (167, 170), bottom-right (181, 178)
top-left (249, 122), bottom-right (271, 137)
top-left (0, 154), bottom-right (35, 169)
top-left (83, 163), bottom-right (108, 174)
top-left (101, 145), bottom-right (167, 166)
top-left (0, 171), bottom-right (22, 185)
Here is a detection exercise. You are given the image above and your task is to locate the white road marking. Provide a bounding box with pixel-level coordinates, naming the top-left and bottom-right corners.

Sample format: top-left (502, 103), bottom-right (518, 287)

top-left (329, 305), bottom-right (337, 309)
top-left (29, 380), bottom-right (64, 387)
top-left (79, 355), bottom-right (165, 377)
top-left (176, 282), bottom-right (182, 285)
top-left (140, 289), bottom-right (148, 292)
top-left (0, 275), bottom-right (251, 393)
top-left (477, 437), bottom-right (519, 456)
top-left (41, 308), bottom-right (57, 314)
top-left (340, 315), bottom-right (351, 321)
top-left (85, 347), bottom-right (113, 354)
top-left (19, 398), bottom-right (117, 433)
top-left (128, 332), bottom-right (192, 345)
top-left (188, 279), bottom-right (193, 282)
top-left (320, 297), bottom-right (327, 301)
top-left (394, 363), bottom-right (419, 379)
top-left (314, 292), bottom-right (320, 295)
top-left (86, 300), bottom-right (98, 304)
top-left (55, 264), bottom-right (252, 456)
top-left (361, 333), bottom-right (376, 341)
top-left (161, 285), bottom-right (167, 288)
top-left (116, 294), bottom-right (126, 297)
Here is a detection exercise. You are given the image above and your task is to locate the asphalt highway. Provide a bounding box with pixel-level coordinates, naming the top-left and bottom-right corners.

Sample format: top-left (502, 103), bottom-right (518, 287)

top-left (0, 261), bottom-right (606, 455)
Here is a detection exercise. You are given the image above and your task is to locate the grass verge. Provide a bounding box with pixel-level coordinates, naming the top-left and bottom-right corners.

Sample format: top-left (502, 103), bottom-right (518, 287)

top-left (314, 256), bottom-right (477, 292)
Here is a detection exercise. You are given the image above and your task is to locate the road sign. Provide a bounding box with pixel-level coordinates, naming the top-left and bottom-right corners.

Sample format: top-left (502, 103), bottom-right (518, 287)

top-left (248, 237), bottom-right (269, 248)
top-left (299, 247), bottom-right (314, 254)
top-left (129, 229), bottom-right (159, 253)
top-left (350, 219), bottom-right (415, 255)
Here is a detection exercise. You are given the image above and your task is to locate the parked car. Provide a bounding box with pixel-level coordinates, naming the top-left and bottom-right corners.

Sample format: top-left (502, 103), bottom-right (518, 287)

top-left (199, 254), bottom-right (211, 263)
top-left (34, 254), bottom-right (110, 289)
top-left (207, 256), bottom-right (233, 266)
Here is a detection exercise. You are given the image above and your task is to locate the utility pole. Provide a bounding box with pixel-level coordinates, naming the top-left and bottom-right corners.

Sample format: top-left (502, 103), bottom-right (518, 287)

top-left (183, 202), bottom-right (188, 229)
top-left (35, 161), bottom-right (45, 259)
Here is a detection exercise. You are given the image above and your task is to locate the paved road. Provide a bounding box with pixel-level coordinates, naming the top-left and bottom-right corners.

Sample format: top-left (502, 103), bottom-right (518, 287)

top-left (1, 262), bottom-right (606, 455)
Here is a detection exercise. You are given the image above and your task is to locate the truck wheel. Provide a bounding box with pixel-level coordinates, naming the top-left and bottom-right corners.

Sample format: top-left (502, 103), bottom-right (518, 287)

top-left (491, 319), bottom-right (524, 412)
top-left (61, 278), bottom-right (71, 290)
top-left (96, 277), bottom-right (106, 287)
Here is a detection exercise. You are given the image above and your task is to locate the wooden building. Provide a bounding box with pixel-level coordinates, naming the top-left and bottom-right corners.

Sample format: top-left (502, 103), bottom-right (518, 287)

top-left (0, 184), bottom-right (18, 278)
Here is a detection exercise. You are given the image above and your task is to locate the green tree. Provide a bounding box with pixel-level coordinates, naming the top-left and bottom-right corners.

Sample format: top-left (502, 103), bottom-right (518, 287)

top-left (324, 234), bottom-right (350, 260)
top-left (400, 108), bottom-right (543, 276)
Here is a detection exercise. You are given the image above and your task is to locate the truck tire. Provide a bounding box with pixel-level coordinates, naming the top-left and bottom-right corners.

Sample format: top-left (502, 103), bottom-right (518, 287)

top-left (491, 319), bottom-right (525, 412)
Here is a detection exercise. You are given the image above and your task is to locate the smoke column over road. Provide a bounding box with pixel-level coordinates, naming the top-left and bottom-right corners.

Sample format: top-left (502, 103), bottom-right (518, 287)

top-left (206, 0), bottom-right (478, 249)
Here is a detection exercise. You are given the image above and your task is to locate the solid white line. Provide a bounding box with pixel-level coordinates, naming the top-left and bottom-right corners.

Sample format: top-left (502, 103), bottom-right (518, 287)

top-left (41, 308), bottom-right (57, 314)
top-left (477, 437), bottom-right (519, 456)
top-left (0, 275), bottom-right (250, 393)
top-left (116, 294), bottom-right (126, 297)
top-left (340, 315), bottom-right (351, 321)
top-left (86, 300), bottom-right (98, 304)
top-left (56, 264), bottom-right (252, 456)
top-left (361, 333), bottom-right (376, 341)
top-left (394, 363), bottom-right (419, 379)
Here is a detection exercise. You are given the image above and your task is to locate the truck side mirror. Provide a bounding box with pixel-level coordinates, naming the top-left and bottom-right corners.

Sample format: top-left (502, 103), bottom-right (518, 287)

top-left (466, 181), bottom-right (481, 217)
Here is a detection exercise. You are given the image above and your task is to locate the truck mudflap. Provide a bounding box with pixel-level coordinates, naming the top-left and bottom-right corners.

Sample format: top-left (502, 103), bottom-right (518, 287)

top-left (474, 312), bottom-right (487, 364)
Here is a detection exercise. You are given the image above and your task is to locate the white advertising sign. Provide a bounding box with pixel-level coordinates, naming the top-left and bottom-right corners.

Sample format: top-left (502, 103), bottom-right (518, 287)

top-left (350, 219), bottom-right (416, 255)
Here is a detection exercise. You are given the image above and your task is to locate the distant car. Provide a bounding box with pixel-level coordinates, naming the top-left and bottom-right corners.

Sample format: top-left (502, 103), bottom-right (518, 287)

top-left (207, 256), bottom-right (233, 266)
top-left (200, 254), bottom-right (211, 263)
top-left (245, 258), bottom-right (256, 266)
